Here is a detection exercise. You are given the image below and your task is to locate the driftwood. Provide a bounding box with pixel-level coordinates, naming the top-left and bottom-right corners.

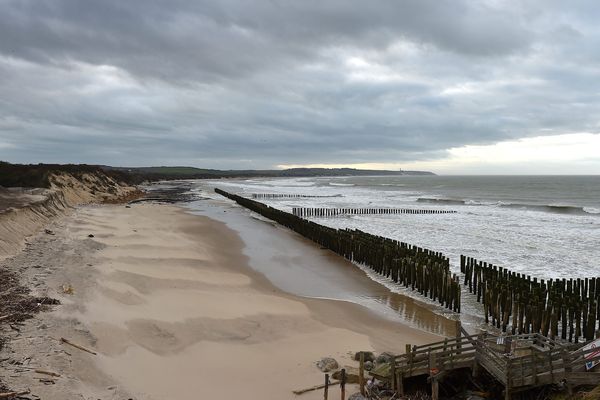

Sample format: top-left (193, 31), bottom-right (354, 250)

top-left (0, 390), bottom-right (30, 398)
top-left (35, 369), bottom-right (61, 377)
top-left (0, 315), bottom-right (13, 322)
top-left (60, 337), bottom-right (97, 355)
top-left (292, 380), bottom-right (340, 395)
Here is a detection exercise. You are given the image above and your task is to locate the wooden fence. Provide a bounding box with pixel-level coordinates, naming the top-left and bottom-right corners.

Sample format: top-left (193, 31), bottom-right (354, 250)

top-left (216, 188), bottom-right (462, 312)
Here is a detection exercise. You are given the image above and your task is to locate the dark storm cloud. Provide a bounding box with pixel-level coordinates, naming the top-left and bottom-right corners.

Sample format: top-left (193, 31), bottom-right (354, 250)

top-left (0, 0), bottom-right (599, 169)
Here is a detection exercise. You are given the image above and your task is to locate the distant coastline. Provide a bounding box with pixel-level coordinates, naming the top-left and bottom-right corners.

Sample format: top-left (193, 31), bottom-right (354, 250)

top-left (0, 161), bottom-right (435, 188)
top-left (105, 165), bottom-right (436, 179)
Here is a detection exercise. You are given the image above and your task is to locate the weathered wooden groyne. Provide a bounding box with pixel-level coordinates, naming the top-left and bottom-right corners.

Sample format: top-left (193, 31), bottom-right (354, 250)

top-left (216, 188), bottom-right (462, 312)
top-left (251, 193), bottom-right (341, 199)
top-left (461, 255), bottom-right (599, 342)
top-left (292, 207), bottom-right (456, 217)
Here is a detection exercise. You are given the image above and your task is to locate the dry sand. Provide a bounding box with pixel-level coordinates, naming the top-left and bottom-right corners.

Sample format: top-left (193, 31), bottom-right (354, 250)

top-left (0, 202), bottom-right (443, 399)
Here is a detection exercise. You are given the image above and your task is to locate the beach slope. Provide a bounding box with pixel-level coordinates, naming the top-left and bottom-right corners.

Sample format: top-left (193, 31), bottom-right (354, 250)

top-left (0, 202), bottom-right (440, 399)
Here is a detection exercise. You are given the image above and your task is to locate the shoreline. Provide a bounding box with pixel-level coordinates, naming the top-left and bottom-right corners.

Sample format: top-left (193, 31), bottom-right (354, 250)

top-left (187, 194), bottom-right (459, 336)
top-left (0, 201), bottom-right (443, 399)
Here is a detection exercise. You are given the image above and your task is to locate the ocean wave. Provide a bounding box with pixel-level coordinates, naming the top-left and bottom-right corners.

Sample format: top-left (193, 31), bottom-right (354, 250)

top-left (329, 183), bottom-right (355, 187)
top-left (416, 197), bottom-right (598, 216)
top-left (501, 203), bottom-right (598, 216)
top-left (417, 197), bottom-right (466, 205)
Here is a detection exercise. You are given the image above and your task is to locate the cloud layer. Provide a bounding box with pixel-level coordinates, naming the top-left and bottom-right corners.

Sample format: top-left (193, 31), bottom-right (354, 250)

top-left (1, 0), bottom-right (599, 171)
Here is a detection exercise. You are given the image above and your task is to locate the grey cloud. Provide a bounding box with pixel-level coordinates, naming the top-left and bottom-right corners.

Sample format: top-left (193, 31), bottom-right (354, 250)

top-left (0, 0), bottom-right (599, 170)
top-left (0, 0), bottom-right (532, 82)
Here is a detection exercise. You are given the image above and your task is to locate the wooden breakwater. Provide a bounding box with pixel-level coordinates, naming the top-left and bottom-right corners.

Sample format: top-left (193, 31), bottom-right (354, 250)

top-left (251, 193), bottom-right (341, 199)
top-left (216, 188), bottom-right (462, 312)
top-left (292, 207), bottom-right (456, 217)
top-left (461, 255), bottom-right (600, 342)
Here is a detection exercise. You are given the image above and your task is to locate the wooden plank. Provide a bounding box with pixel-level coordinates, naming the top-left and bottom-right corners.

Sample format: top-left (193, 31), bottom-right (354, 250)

top-left (292, 379), bottom-right (339, 395)
top-left (567, 372), bottom-right (600, 385)
top-left (477, 355), bottom-right (507, 384)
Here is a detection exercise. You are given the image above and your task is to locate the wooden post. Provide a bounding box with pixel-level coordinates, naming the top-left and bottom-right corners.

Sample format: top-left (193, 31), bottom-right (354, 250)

top-left (397, 370), bottom-right (404, 395)
top-left (340, 369), bottom-right (346, 400)
top-left (359, 352), bottom-right (365, 395)
top-left (505, 358), bottom-right (512, 400)
top-left (324, 374), bottom-right (329, 400)
top-left (455, 319), bottom-right (462, 350)
top-left (390, 359), bottom-right (396, 391)
top-left (430, 352), bottom-right (439, 400)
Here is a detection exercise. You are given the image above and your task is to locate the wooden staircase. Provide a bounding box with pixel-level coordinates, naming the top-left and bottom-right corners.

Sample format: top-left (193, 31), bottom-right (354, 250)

top-left (370, 332), bottom-right (600, 399)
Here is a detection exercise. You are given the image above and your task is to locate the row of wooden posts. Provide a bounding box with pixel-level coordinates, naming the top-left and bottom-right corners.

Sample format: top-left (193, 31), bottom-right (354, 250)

top-left (292, 207), bottom-right (457, 217)
top-left (216, 188), bottom-right (462, 312)
top-left (218, 189), bottom-right (600, 338)
top-left (251, 193), bottom-right (341, 199)
top-left (461, 255), bottom-right (600, 342)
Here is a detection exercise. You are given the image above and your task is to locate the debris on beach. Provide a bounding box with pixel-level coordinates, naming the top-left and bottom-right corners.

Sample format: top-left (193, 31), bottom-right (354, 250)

top-left (0, 390), bottom-right (30, 398)
top-left (61, 284), bottom-right (74, 295)
top-left (347, 393), bottom-right (367, 400)
top-left (292, 379), bottom-right (339, 395)
top-left (34, 369), bottom-right (61, 378)
top-left (44, 229), bottom-right (55, 235)
top-left (59, 337), bottom-right (97, 355)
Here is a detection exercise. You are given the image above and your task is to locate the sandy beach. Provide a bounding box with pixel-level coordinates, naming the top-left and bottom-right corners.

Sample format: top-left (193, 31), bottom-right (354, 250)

top-left (0, 201), bottom-right (444, 399)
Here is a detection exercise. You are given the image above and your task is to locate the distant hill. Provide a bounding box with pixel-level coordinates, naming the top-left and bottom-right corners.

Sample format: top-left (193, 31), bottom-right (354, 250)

top-left (106, 166), bottom-right (435, 179)
top-left (0, 162), bottom-right (435, 188)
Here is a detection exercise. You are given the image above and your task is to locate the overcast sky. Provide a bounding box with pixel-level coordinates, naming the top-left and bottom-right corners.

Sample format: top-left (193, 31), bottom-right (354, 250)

top-left (1, 0), bottom-right (599, 174)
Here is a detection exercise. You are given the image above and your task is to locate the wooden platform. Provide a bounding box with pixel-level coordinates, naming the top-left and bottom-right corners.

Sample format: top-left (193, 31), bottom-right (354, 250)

top-left (370, 332), bottom-right (600, 399)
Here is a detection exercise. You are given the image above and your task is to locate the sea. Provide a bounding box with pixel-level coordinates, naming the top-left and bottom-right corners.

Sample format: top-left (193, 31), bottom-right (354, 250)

top-left (181, 175), bottom-right (600, 331)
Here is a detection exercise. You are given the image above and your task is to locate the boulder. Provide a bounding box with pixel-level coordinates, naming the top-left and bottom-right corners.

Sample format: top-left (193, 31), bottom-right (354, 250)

top-left (332, 367), bottom-right (361, 384)
top-left (375, 352), bottom-right (395, 365)
top-left (316, 357), bottom-right (339, 373)
top-left (353, 351), bottom-right (375, 362)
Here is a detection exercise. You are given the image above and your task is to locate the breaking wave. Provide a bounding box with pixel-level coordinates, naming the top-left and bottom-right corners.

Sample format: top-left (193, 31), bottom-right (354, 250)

top-left (417, 197), bottom-right (598, 216)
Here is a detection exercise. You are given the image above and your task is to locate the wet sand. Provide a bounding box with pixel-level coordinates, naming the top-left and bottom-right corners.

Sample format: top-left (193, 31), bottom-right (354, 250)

top-left (1, 202), bottom-right (445, 399)
top-left (193, 196), bottom-right (459, 336)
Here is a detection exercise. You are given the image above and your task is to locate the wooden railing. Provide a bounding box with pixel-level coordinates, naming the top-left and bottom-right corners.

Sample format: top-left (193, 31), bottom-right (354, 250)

top-left (373, 332), bottom-right (600, 397)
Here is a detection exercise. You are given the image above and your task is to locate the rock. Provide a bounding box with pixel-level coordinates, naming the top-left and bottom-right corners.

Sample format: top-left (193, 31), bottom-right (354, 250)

top-left (348, 394), bottom-right (367, 400)
top-left (354, 351), bottom-right (375, 362)
top-left (332, 367), bottom-right (361, 384)
top-left (364, 361), bottom-right (373, 371)
top-left (88, 234), bottom-right (94, 238)
top-left (375, 352), bottom-right (395, 365)
top-left (316, 357), bottom-right (339, 372)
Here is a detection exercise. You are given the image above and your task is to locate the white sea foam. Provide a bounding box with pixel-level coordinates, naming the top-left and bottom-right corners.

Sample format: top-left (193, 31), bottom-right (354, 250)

top-left (208, 176), bottom-right (600, 282)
